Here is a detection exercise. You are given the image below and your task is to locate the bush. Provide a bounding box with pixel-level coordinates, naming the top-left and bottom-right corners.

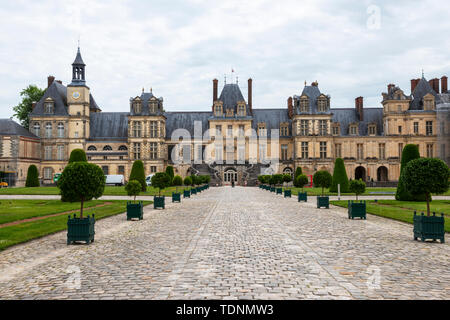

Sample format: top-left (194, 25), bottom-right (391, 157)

top-left (125, 180), bottom-right (141, 202)
top-left (183, 176), bottom-right (192, 187)
top-left (172, 175), bottom-right (183, 192)
top-left (313, 170), bottom-right (332, 196)
top-left (165, 166), bottom-right (175, 184)
top-left (294, 167), bottom-right (302, 180)
top-left (283, 174), bottom-right (292, 184)
top-left (349, 179), bottom-right (366, 200)
top-left (396, 144), bottom-right (426, 201)
top-left (272, 174), bottom-right (284, 186)
top-left (129, 160), bottom-right (146, 192)
top-left (25, 165), bottom-right (39, 187)
top-left (151, 172), bottom-right (171, 196)
top-left (268, 175), bottom-right (276, 186)
top-left (330, 158), bottom-right (349, 193)
top-left (294, 174), bottom-right (309, 191)
top-left (258, 175), bottom-right (264, 184)
top-left (68, 149), bottom-right (87, 163)
top-left (58, 162), bottom-right (105, 218)
top-left (403, 158), bottom-right (450, 216)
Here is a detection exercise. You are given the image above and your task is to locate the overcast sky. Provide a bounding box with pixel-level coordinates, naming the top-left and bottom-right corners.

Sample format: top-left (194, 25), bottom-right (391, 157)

top-left (0, 0), bottom-right (449, 120)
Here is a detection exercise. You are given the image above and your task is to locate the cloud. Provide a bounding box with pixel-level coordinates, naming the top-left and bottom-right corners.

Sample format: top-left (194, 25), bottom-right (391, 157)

top-left (0, 0), bottom-right (449, 120)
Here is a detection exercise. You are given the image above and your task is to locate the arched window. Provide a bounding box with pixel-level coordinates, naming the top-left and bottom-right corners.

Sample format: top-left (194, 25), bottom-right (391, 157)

top-left (57, 122), bottom-right (64, 138)
top-left (87, 145), bottom-right (97, 151)
top-left (33, 122), bottom-right (40, 137)
top-left (45, 122), bottom-right (52, 138)
top-left (103, 145), bottom-right (112, 151)
top-left (118, 145), bottom-right (128, 151)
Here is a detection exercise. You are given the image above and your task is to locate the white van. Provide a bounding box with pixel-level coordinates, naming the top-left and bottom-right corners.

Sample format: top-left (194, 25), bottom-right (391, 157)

top-left (145, 174), bottom-right (154, 186)
top-left (105, 175), bottom-right (125, 186)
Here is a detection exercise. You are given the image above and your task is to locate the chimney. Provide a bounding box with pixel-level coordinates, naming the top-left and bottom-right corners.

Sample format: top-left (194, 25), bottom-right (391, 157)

top-left (387, 83), bottom-right (395, 93)
top-left (56, 80), bottom-right (62, 84)
top-left (287, 97), bottom-right (293, 119)
top-left (429, 78), bottom-right (439, 93)
top-left (411, 79), bottom-right (420, 93)
top-left (441, 76), bottom-right (448, 93)
top-left (47, 75), bottom-right (55, 88)
top-left (248, 78), bottom-right (253, 113)
top-left (311, 81), bottom-right (318, 87)
top-left (31, 101), bottom-right (37, 110)
top-left (212, 79), bottom-right (218, 103)
top-left (355, 96), bottom-right (363, 121)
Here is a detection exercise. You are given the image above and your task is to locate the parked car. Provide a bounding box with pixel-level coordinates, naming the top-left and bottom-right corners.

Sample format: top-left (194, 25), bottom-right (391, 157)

top-left (105, 175), bottom-right (125, 186)
top-left (0, 181), bottom-right (8, 188)
top-left (145, 174), bottom-right (154, 186)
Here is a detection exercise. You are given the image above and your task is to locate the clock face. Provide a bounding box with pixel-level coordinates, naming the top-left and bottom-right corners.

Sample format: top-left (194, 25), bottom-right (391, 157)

top-left (72, 91), bottom-right (81, 100)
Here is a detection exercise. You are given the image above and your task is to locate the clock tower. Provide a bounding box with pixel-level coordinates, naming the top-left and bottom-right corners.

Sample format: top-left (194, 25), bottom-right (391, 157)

top-left (67, 47), bottom-right (90, 150)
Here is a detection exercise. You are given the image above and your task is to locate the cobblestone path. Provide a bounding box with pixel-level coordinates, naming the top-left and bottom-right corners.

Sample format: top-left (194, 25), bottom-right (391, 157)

top-left (0, 187), bottom-right (448, 299)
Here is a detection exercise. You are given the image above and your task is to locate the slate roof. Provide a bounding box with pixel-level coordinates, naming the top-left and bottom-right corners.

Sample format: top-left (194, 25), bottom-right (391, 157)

top-left (89, 112), bottom-right (129, 141)
top-left (30, 81), bottom-right (68, 116)
top-left (410, 77), bottom-right (438, 110)
top-left (252, 109), bottom-right (291, 137)
top-left (0, 119), bottom-right (38, 138)
top-left (294, 85), bottom-right (331, 115)
top-left (331, 108), bottom-right (383, 136)
top-left (217, 84), bottom-right (246, 112)
top-left (165, 112), bottom-right (212, 139)
top-left (72, 47), bottom-right (85, 66)
top-left (89, 94), bottom-right (101, 111)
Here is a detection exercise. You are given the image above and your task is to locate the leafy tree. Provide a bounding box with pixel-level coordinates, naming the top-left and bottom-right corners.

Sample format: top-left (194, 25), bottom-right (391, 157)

top-left (294, 167), bottom-right (302, 180)
top-left (283, 174), bottom-right (292, 189)
top-left (68, 149), bottom-right (87, 163)
top-left (129, 160), bottom-right (146, 192)
top-left (125, 180), bottom-right (141, 202)
top-left (313, 170), bottom-right (332, 196)
top-left (172, 175), bottom-right (183, 192)
top-left (294, 174), bottom-right (309, 192)
top-left (330, 158), bottom-right (349, 193)
top-left (58, 162), bottom-right (105, 218)
top-left (403, 158), bottom-right (449, 216)
top-left (396, 144), bottom-right (426, 201)
top-left (183, 176), bottom-right (192, 188)
top-left (272, 174), bottom-right (284, 186)
top-left (13, 85), bottom-right (45, 129)
top-left (25, 165), bottom-right (39, 187)
top-left (151, 172), bottom-right (171, 196)
top-left (349, 179), bottom-right (366, 200)
top-left (165, 166), bottom-right (175, 184)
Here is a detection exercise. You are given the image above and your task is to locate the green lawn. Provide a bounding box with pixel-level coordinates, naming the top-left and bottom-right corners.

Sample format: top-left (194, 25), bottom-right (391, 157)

top-left (0, 186), bottom-right (191, 196)
top-left (285, 187), bottom-right (450, 196)
top-left (330, 200), bottom-right (450, 232)
top-left (0, 200), bottom-right (152, 251)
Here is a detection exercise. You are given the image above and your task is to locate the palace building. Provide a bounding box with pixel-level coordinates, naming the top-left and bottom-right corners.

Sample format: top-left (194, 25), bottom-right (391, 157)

top-left (1, 48), bottom-right (449, 186)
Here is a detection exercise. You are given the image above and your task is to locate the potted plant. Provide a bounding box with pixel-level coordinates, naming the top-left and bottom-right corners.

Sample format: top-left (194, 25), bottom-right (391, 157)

top-left (151, 172), bottom-right (171, 209)
top-left (190, 175), bottom-right (198, 195)
top-left (125, 180), bottom-right (143, 220)
top-left (283, 174), bottom-right (292, 198)
top-left (295, 174), bottom-right (309, 202)
top-left (348, 179), bottom-right (366, 219)
top-left (330, 158), bottom-right (349, 193)
top-left (258, 175), bottom-right (264, 188)
top-left (58, 161), bottom-right (105, 244)
top-left (129, 160), bottom-right (147, 192)
top-left (172, 175), bottom-right (183, 203)
top-left (204, 175), bottom-right (211, 189)
top-left (313, 170), bottom-right (332, 209)
top-left (403, 158), bottom-right (449, 243)
top-left (269, 175), bottom-right (276, 192)
top-left (183, 176), bottom-right (192, 198)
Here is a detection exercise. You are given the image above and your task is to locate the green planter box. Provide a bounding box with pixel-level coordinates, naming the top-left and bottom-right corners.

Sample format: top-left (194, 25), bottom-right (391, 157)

top-left (298, 192), bottom-right (307, 202)
top-left (270, 187), bottom-right (275, 192)
top-left (191, 188), bottom-right (197, 195)
top-left (127, 201), bottom-right (143, 220)
top-left (154, 196), bottom-right (165, 209)
top-left (172, 192), bottom-right (181, 203)
top-left (67, 214), bottom-right (95, 245)
top-left (348, 200), bottom-right (366, 219)
top-left (276, 188), bottom-right (283, 195)
top-left (317, 196), bottom-right (329, 209)
top-left (196, 186), bottom-right (201, 193)
top-left (413, 212), bottom-right (445, 243)
top-left (284, 189), bottom-right (291, 198)
top-left (183, 190), bottom-right (190, 198)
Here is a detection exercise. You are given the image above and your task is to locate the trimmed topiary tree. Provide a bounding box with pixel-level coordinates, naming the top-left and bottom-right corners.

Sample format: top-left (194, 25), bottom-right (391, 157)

top-left (58, 162), bottom-right (105, 218)
top-left (129, 160), bottom-right (146, 192)
top-left (68, 149), bottom-right (87, 163)
top-left (25, 164), bottom-right (39, 187)
top-left (125, 180), bottom-right (141, 202)
top-left (396, 144), bottom-right (426, 201)
top-left (294, 174), bottom-right (309, 192)
top-left (151, 172), bottom-right (171, 196)
top-left (349, 179), bottom-right (366, 200)
top-left (403, 158), bottom-right (450, 216)
top-left (172, 175), bottom-right (183, 192)
top-left (283, 174), bottom-right (292, 188)
top-left (313, 170), bottom-right (332, 196)
top-left (294, 167), bottom-right (302, 180)
top-left (165, 166), bottom-right (175, 184)
top-left (183, 176), bottom-right (192, 188)
top-left (330, 158), bottom-right (349, 193)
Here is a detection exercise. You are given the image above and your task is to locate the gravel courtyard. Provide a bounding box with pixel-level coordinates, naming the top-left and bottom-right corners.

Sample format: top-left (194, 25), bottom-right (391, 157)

top-left (0, 186), bottom-right (448, 300)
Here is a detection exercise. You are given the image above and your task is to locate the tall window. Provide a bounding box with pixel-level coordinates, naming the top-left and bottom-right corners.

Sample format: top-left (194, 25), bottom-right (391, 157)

top-left (426, 121), bottom-right (433, 135)
top-left (33, 122), bottom-right (40, 137)
top-left (133, 142), bottom-right (141, 159)
top-left (227, 125), bottom-right (233, 137)
top-left (398, 143), bottom-right (403, 158)
top-left (44, 102), bottom-right (54, 114)
top-left (44, 167), bottom-right (52, 179)
top-left (426, 144), bottom-right (433, 158)
top-left (238, 105), bottom-right (246, 116)
top-left (150, 142), bottom-right (158, 159)
top-left (280, 125), bottom-right (289, 137)
top-left (214, 105), bottom-right (222, 116)
top-left (238, 125), bottom-right (245, 137)
top-left (398, 126), bottom-right (402, 134)
top-left (150, 121), bottom-right (158, 138)
top-left (379, 143), bottom-right (385, 160)
top-left (281, 144), bottom-right (288, 160)
top-left (317, 98), bottom-right (327, 112)
top-left (118, 166), bottom-right (125, 174)
top-left (335, 144), bottom-right (342, 158)
top-left (238, 145), bottom-right (245, 162)
top-left (57, 122), bottom-right (64, 138)
top-left (300, 97), bottom-right (309, 112)
top-left (300, 120), bottom-right (309, 136)
top-left (259, 144), bottom-right (266, 161)
top-left (320, 142), bottom-right (327, 159)
top-left (319, 120), bottom-right (327, 135)
top-left (134, 121), bottom-right (142, 138)
top-left (150, 166), bottom-right (157, 173)
top-left (216, 125), bottom-right (222, 136)
top-left (102, 166), bottom-right (109, 175)
top-left (413, 122), bottom-right (419, 134)
top-left (301, 142), bottom-right (308, 159)
top-left (57, 145), bottom-right (64, 160)
top-left (357, 144), bottom-right (363, 160)
top-left (45, 122), bottom-right (52, 138)
top-left (44, 146), bottom-right (52, 160)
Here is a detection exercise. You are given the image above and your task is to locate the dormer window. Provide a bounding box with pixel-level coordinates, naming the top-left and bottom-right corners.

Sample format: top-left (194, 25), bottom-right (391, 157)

top-left (133, 101), bottom-right (142, 114)
top-left (44, 100), bottom-right (54, 114)
top-left (331, 124), bottom-right (340, 136)
top-left (280, 123), bottom-right (289, 136)
top-left (33, 122), bottom-right (40, 137)
top-left (87, 145), bottom-right (97, 151)
top-left (237, 104), bottom-right (246, 116)
top-left (368, 124), bottom-right (377, 136)
top-left (258, 123), bottom-right (267, 136)
top-left (349, 124), bottom-right (358, 135)
top-left (423, 98), bottom-right (434, 110)
top-left (214, 104), bottom-right (223, 116)
top-left (149, 99), bottom-right (157, 113)
top-left (317, 97), bottom-right (328, 112)
top-left (300, 97), bottom-right (309, 112)
top-left (103, 145), bottom-right (112, 151)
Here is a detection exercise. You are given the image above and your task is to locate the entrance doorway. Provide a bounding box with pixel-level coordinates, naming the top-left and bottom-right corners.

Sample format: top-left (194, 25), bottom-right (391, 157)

top-left (223, 168), bottom-right (237, 185)
top-left (377, 166), bottom-right (388, 181)
top-left (355, 166), bottom-right (366, 181)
